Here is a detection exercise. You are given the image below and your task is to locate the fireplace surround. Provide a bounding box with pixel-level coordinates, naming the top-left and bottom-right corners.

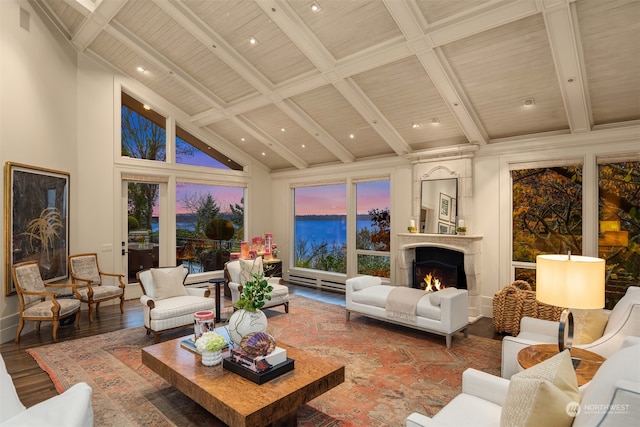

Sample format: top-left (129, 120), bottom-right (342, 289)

top-left (397, 233), bottom-right (482, 318)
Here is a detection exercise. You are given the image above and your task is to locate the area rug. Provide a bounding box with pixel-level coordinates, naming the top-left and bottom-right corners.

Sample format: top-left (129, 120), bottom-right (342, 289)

top-left (27, 295), bottom-right (501, 426)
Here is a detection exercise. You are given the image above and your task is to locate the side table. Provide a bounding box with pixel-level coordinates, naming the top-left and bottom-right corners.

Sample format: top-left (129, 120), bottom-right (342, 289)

top-left (208, 277), bottom-right (227, 323)
top-left (517, 344), bottom-right (605, 386)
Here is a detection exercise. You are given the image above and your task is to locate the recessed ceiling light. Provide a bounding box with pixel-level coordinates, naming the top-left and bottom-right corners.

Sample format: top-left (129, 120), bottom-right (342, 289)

top-left (411, 122), bottom-right (420, 129)
top-left (249, 36), bottom-right (258, 45)
top-left (280, 128), bottom-right (286, 132)
top-left (136, 66), bottom-right (145, 73)
top-left (521, 98), bottom-right (535, 108)
top-left (240, 137), bottom-right (246, 142)
top-left (430, 118), bottom-right (440, 125)
top-left (349, 133), bottom-right (355, 139)
top-left (142, 104), bottom-right (151, 110)
top-left (310, 3), bottom-right (321, 13)
top-left (301, 144), bottom-right (306, 148)
top-left (261, 152), bottom-right (266, 156)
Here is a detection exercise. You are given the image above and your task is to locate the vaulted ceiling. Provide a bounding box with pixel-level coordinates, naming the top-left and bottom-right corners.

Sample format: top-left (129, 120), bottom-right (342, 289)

top-left (35, 0), bottom-right (640, 171)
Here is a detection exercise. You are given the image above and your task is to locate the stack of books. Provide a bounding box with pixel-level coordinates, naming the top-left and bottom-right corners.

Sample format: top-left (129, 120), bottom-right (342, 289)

top-left (223, 346), bottom-right (294, 384)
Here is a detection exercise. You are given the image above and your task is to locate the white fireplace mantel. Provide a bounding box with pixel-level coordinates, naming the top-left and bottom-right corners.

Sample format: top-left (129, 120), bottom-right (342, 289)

top-left (396, 233), bottom-right (482, 318)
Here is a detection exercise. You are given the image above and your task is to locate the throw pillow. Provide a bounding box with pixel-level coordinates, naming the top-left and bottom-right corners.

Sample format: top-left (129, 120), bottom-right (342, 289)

top-left (572, 309), bottom-right (609, 345)
top-left (150, 267), bottom-right (188, 300)
top-left (351, 275), bottom-right (382, 291)
top-left (501, 350), bottom-right (580, 427)
top-left (240, 257), bottom-right (264, 285)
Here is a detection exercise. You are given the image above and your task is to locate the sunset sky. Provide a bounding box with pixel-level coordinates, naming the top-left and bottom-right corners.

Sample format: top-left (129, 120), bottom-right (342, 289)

top-left (173, 146), bottom-right (390, 216)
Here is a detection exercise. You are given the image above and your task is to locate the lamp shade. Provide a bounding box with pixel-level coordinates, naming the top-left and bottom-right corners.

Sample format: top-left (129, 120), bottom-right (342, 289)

top-left (536, 254), bottom-right (605, 309)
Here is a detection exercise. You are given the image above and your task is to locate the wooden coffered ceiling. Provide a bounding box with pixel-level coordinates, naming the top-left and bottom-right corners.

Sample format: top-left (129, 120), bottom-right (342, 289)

top-left (35, 0), bottom-right (640, 171)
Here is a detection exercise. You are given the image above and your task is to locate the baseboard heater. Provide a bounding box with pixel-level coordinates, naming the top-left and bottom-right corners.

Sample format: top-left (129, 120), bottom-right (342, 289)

top-left (287, 273), bottom-right (346, 293)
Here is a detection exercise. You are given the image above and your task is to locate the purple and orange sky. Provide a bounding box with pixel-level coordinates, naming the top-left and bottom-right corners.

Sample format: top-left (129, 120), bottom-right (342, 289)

top-left (295, 181), bottom-right (390, 215)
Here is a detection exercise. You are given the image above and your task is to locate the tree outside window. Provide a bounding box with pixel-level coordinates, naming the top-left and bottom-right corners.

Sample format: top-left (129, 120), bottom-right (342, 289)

top-left (598, 160), bottom-right (639, 307)
top-left (512, 165), bottom-right (583, 284)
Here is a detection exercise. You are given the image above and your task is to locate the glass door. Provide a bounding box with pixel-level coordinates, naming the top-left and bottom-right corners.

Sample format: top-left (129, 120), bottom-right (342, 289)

top-left (125, 181), bottom-right (161, 284)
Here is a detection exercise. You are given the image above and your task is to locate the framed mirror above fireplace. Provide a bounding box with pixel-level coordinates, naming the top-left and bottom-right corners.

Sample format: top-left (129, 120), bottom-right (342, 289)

top-left (420, 178), bottom-right (458, 234)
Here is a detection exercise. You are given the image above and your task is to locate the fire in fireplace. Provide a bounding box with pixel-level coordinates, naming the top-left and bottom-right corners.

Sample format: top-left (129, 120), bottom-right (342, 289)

top-left (413, 247), bottom-right (467, 290)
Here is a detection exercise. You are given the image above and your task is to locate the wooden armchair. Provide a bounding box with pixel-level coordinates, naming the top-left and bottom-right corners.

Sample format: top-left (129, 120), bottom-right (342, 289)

top-left (12, 261), bottom-right (81, 343)
top-left (68, 253), bottom-right (126, 322)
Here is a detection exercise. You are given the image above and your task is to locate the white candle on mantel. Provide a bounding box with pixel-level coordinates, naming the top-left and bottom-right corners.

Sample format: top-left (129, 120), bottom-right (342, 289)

top-left (409, 219), bottom-right (416, 228)
top-left (458, 219), bottom-right (465, 228)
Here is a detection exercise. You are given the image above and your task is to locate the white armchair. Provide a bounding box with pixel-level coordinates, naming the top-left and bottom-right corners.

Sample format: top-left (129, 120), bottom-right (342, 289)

top-left (1, 354), bottom-right (93, 426)
top-left (406, 337), bottom-right (640, 427)
top-left (136, 266), bottom-right (217, 342)
top-left (224, 258), bottom-right (289, 313)
top-left (501, 286), bottom-right (640, 379)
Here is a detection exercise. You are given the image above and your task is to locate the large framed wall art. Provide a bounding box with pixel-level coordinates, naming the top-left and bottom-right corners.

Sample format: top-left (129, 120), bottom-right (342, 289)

top-left (4, 162), bottom-right (70, 296)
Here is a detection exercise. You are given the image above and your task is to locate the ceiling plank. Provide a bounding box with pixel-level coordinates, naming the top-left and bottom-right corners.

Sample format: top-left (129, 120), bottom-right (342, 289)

top-left (541, 1), bottom-right (592, 133)
top-left (276, 99), bottom-right (355, 163)
top-left (232, 116), bottom-right (309, 170)
top-left (105, 21), bottom-right (227, 110)
top-left (70, 0), bottom-right (127, 51)
top-left (384, 0), bottom-right (488, 145)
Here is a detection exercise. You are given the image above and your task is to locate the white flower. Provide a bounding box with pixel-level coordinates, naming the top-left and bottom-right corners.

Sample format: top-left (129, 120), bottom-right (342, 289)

top-left (195, 331), bottom-right (227, 352)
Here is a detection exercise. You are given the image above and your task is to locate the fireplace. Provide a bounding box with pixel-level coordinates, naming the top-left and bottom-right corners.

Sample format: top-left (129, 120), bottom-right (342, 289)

top-left (396, 233), bottom-right (482, 318)
top-left (413, 247), bottom-right (466, 291)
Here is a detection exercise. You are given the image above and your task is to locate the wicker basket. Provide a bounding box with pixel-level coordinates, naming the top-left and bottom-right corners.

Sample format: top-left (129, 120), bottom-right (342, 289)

top-left (492, 280), bottom-right (564, 336)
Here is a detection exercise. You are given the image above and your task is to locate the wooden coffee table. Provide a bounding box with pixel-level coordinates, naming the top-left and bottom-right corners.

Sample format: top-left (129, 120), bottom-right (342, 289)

top-left (142, 336), bottom-right (345, 427)
top-left (518, 344), bottom-right (605, 386)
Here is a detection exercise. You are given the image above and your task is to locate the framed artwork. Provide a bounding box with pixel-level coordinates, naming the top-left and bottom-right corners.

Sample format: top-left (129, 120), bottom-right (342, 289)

top-left (439, 193), bottom-right (451, 221)
top-left (4, 162), bottom-right (70, 296)
top-left (450, 198), bottom-right (457, 223)
top-left (438, 222), bottom-right (449, 234)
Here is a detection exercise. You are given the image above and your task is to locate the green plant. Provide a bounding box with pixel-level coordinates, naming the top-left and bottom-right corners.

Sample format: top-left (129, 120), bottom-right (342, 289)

top-left (456, 226), bottom-right (467, 233)
top-left (236, 272), bottom-right (273, 312)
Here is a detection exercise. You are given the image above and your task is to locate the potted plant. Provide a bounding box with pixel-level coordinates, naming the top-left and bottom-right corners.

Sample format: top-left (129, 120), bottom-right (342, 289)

top-left (456, 226), bottom-right (467, 235)
top-left (195, 331), bottom-right (227, 366)
top-left (228, 268), bottom-right (273, 344)
top-left (236, 272), bottom-right (273, 311)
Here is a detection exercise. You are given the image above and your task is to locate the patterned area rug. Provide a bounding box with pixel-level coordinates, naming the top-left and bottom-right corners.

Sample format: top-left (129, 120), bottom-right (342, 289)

top-left (27, 295), bottom-right (501, 426)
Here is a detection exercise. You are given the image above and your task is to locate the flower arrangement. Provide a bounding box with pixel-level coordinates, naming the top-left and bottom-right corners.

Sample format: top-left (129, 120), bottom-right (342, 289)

top-left (236, 272), bottom-right (273, 312)
top-left (456, 226), bottom-right (467, 234)
top-left (195, 331), bottom-right (227, 353)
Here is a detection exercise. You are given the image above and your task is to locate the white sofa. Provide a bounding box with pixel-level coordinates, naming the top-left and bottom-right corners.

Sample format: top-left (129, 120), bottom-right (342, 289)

top-left (501, 285), bottom-right (640, 379)
top-left (346, 276), bottom-right (468, 348)
top-left (406, 336), bottom-right (640, 427)
top-left (0, 354), bottom-right (93, 426)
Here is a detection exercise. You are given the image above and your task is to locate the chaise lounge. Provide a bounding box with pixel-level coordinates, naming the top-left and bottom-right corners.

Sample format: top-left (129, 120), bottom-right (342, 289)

top-left (346, 275), bottom-right (469, 348)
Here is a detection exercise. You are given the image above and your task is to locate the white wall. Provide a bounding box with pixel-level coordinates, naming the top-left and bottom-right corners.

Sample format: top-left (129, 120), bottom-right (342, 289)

top-left (0, 0), bottom-right (78, 342)
top-left (1, 0), bottom-right (638, 343)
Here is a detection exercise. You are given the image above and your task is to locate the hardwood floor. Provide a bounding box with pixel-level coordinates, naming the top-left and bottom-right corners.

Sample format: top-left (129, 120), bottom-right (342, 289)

top-left (0, 284), bottom-right (501, 408)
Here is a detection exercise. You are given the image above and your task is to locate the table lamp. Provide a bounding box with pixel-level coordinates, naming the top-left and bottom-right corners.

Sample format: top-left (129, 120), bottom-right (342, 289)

top-left (535, 253), bottom-right (605, 352)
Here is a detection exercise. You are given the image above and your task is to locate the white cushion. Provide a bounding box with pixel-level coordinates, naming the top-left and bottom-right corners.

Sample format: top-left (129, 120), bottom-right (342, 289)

top-left (1, 382), bottom-right (93, 427)
top-left (501, 350), bottom-right (580, 427)
top-left (239, 258), bottom-right (264, 285)
top-left (148, 295), bottom-right (216, 320)
top-left (432, 393), bottom-right (503, 426)
top-left (349, 276), bottom-right (382, 291)
top-left (572, 309), bottom-right (609, 345)
top-left (603, 286), bottom-right (640, 335)
top-left (574, 341), bottom-right (640, 426)
top-left (150, 267), bottom-right (188, 300)
top-left (428, 287), bottom-right (459, 307)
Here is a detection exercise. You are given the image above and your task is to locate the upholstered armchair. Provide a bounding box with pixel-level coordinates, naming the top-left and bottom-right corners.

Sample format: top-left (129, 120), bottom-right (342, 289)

top-left (68, 253), bottom-right (126, 322)
top-left (136, 266), bottom-right (217, 342)
top-left (1, 353), bottom-right (93, 426)
top-left (11, 261), bottom-right (81, 343)
top-left (406, 336), bottom-right (640, 427)
top-left (501, 285), bottom-right (640, 379)
top-left (224, 257), bottom-right (289, 313)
